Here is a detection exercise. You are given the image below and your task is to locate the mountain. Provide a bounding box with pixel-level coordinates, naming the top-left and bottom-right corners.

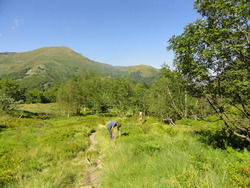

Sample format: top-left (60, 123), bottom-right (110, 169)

top-left (0, 46), bottom-right (159, 90)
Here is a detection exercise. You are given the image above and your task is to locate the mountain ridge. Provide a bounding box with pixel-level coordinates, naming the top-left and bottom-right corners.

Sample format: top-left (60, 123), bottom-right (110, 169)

top-left (0, 46), bottom-right (159, 90)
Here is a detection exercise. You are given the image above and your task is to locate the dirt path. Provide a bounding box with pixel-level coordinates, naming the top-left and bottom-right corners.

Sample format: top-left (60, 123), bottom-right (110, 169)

top-left (80, 130), bottom-right (103, 188)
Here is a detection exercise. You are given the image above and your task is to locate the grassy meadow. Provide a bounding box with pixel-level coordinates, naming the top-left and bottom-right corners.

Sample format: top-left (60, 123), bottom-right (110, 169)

top-left (0, 104), bottom-right (249, 187)
top-left (97, 117), bottom-right (250, 188)
top-left (0, 115), bottom-right (100, 187)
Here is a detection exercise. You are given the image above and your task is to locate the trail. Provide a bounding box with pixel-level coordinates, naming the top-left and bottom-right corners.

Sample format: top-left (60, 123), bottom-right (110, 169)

top-left (80, 126), bottom-right (104, 188)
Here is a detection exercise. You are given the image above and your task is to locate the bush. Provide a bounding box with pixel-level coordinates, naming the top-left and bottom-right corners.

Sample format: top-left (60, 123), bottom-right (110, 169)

top-left (196, 129), bottom-right (250, 151)
top-left (176, 118), bottom-right (205, 126)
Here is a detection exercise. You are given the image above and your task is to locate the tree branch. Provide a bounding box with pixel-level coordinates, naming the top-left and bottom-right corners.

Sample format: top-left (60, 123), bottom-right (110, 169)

top-left (227, 126), bottom-right (250, 142)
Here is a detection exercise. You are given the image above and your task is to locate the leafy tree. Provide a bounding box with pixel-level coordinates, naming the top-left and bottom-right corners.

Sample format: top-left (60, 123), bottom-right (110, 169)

top-left (109, 77), bottom-right (133, 115)
top-left (57, 73), bottom-right (112, 115)
top-left (77, 73), bottom-right (103, 114)
top-left (148, 66), bottom-right (192, 123)
top-left (148, 76), bottom-right (175, 123)
top-left (131, 82), bottom-right (150, 115)
top-left (0, 78), bottom-right (23, 110)
top-left (24, 89), bottom-right (43, 104)
top-left (57, 74), bottom-right (96, 115)
top-left (93, 77), bottom-right (114, 113)
top-left (57, 79), bottom-right (80, 116)
top-left (43, 86), bottom-right (58, 103)
top-left (168, 0), bottom-right (250, 141)
top-left (0, 78), bottom-right (22, 100)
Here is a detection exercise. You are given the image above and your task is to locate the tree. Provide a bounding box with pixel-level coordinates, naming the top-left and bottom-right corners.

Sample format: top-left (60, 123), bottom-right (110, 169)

top-left (57, 81), bottom-right (71, 116)
top-left (109, 77), bottom-right (133, 115)
top-left (148, 75), bottom-right (176, 123)
top-left (148, 66), bottom-right (196, 124)
top-left (56, 73), bottom-right (112, 116)
top-left (131, 82), bottom-right (150, 115)
top-left (78, 73), bottom-right (106, 114)
top-left (168, 0), bottom-right (250, 141)
top-left (0, 78), bottom-right (23, 110)
top-left (43, 86), bottom-right (58, 103)
top-left (94, 77), bottom-right (114, 113)
top-left (25, 89), bottom-right (43, 104)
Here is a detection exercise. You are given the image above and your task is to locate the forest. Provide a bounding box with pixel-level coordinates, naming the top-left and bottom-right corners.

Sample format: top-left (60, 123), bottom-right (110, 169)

top-left (0, 0), bottom-right (249, 187)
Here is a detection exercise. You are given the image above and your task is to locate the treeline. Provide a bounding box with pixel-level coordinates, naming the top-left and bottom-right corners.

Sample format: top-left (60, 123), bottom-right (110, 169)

top-left (0, 66), bottom-right (212, 122)
top-left (0, 63), bottom-right (248, 142)
top-left (0, 78), bottom-right (58, 106)
top-left (56, 66), bottom-right (211, 120)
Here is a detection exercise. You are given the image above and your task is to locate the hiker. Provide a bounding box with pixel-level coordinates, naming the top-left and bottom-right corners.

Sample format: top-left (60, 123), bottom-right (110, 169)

top-left (107, 121), bottom-right (121, 140)
top-left (139, 111), bottom-right (143, 124)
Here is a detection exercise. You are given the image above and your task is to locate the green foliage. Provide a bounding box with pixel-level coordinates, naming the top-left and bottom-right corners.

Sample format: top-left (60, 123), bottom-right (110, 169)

top-left (131, 82), bottom-right (150, 114)
top-left (196, 129), bottom-right (250, 151)
top-left (24, 89), bottom-right (43, 103)
top-left (148, 66), bottom-right (211, 122)
top-left (42, 86), bottom-right (58, 103)
top-left (57, 77), bottom-right (83, 115)
top-left (0, 78), bottom-right (23, 111)
top-left (57, 73), bottom-right (135, 116)
top-left (168, 0), bottom-right (250, 142)
top-left (109, 77), bottom-right (134, 115)
top-left (55, 67), bottom-right (214, 123)
top-left (175, 118), bottom-right (249, 150)
top-left (176, 118), bottom-right (217, 127)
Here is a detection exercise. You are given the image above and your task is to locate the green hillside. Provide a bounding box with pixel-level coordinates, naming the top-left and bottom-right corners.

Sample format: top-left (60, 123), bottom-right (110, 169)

top-left (0, 46), bottom-right (159, 90)
top-left (118, 65), bottom-right (159, 82)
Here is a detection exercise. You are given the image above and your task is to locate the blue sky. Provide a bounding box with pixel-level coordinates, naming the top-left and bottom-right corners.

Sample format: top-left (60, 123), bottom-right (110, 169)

top-left (0, 0), bottom-right (200, 69)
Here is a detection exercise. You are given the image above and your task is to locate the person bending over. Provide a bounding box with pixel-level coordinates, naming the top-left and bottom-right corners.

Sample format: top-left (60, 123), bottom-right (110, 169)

top-left (107, 121), bottom-right (121, 140)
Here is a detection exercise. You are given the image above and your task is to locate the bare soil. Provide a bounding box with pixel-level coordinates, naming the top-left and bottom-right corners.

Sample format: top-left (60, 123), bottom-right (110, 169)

top-left (80, 131), bottom-right (102, 188)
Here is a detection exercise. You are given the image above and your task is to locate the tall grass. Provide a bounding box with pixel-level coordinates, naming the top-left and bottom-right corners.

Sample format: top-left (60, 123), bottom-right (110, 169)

top-left (1, 114), bottom-right (249, 187)
top-left (96, 117), bottom-right (250, 188)
top-left (0, 115), bottom-right (107, 187)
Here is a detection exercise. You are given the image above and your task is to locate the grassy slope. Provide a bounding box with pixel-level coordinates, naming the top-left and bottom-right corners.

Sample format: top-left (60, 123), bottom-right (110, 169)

top-left (0, 47), bottom-right (159, 88)
top-left (0, 47), bottom-right (94, 75)
top-left (119, 65), bottom-right (159, 77)
top-left (96, 117), bottom-right (250, 188)
top-left (0, 109), bottom-right (249, 187)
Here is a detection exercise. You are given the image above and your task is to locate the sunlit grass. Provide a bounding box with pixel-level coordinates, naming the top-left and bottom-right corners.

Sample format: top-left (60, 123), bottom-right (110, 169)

top-left (0, 115), bottom-right (107, 187)
top-left (17, 103), bottom-right (61, 115)
top-left (96, 117), bottom-right (250, 188)
top-left (1, 112), bottom-right (249, 187)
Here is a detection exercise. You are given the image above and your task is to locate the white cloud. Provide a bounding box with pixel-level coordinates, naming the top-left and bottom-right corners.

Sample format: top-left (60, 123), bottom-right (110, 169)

top-left (0, 33), bottom-right (3, 37)
top-left (11, 18), bottom-right (22, 30)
